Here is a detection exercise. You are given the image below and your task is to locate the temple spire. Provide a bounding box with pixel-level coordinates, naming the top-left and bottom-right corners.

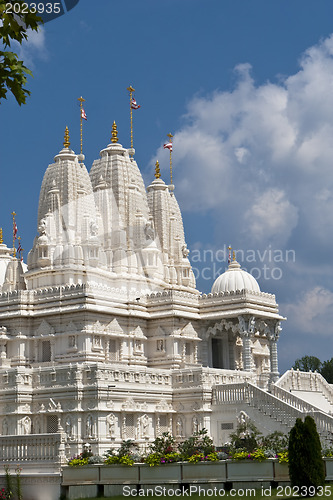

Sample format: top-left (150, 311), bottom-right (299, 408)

top-left (63, 126), bottom-right (70, 149)
top-left (0, 228), bottom-right (3, 244)
top-left (111, 121), bottom-right (118, 143)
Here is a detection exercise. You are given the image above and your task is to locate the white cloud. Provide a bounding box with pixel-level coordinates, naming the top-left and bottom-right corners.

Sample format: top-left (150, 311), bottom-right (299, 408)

top-left (283, 287), bottom-right (333, 335)
top-left (244, 189), bottom-right (298, 246)
top-left (153, 34), bottom-right (333, 250)
top-left (12, 27), bottom-right (47, 68)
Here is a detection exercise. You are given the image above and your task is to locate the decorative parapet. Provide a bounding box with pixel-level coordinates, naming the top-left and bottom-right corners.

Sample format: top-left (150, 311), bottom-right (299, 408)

top-left (147, 289), bottom-right (200, 302)
top-left (172, 367), bottom-right (256, 388)
top-left (199, 288), bottom-right (276, 303)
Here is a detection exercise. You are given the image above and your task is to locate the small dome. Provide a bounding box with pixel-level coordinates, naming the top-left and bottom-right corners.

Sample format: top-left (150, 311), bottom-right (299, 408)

top-left (211, 260), bottom-right (260, 293)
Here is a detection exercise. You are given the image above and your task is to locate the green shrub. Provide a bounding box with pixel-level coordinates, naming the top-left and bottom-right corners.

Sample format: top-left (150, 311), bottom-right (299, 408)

top-left (232, 451), bottom-right (250, 460)
top-left (288, 416), bottom-right (325, 488)
top-left (251, 448), bottom-right (266, 462)
top-left (261, 431), bottom-right (288, 453)
top-left (277, 451), bottom-right (289, 463)
top-left (149, 432), bottom-right (175, 455)
top-left (68, 456), bottom-right (89, 466)
top-left (178, 429), bottom-right (215, 459)
top-left (229, 420), bottom-right (262, 453)
top-left (145, 451), bottom-right (181, 466)
top-left (188, 452), bottom-right (205, 463)
top-left (104, 454), bottom-right (134, 466)
top-left (162, 452), bottom-right (182, 463)
top-left (145, 452), bottom-right (163, 467)
top-left (105, 439), bottom-right (138, 459)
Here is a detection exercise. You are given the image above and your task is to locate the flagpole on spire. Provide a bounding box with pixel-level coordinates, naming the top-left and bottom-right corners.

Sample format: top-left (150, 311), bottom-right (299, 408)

top-left (0, 228), bottom-right (3, 245)
top-left (228, 246), bottom-right (232, 264)
top-left (167, 133), bottom-right (173, 184)
top-left (127, 86), bottom-right (135, 158)
top-left (17, 236), bottom-right (24, 262)
top-left (78, 96), bottom-right (86, 155)
top-left (163, 133), bottom-right (174, 185)
top-left (11, 211), bottom-right (17, 258)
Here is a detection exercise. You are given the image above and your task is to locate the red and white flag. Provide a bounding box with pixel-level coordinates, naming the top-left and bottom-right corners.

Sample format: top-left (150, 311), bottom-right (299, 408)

top-left (17, 240), bottom-right (22, 253)
top-left (131, 98), bottom-right (140, 110)
top-left (163, 142), bottom-right (173, 151)
top-left (81, 108), bottom-right (87, 120)
top-left (13, 222), bottom-right (18, 239)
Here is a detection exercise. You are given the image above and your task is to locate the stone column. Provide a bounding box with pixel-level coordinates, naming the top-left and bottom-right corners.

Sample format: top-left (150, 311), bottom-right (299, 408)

top-left (242, 333), bottom-right (252, 371)
top-left (238, 316), bottom-right (255, 372)
top-left (267, 321), bottom-right (281, 384)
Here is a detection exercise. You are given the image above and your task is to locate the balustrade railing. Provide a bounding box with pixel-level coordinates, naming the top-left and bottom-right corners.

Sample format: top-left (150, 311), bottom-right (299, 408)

top-left (0, 433), bottom-right (66, 463)
top-left (276, 370), bottom-right (333, 403)
top-left (213, 382), bottom-right (333, 440)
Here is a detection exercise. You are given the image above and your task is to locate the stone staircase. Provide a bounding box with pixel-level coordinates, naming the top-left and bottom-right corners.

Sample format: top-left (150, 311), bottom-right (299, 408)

top-left (274, 369), bottom-right (333, 413)
top-left (213, 380), bottom-right (333, 444)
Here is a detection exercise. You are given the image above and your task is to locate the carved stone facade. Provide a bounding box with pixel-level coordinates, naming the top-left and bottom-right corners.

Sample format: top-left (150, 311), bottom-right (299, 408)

top-left (0, 130), bottom-right (310, 456)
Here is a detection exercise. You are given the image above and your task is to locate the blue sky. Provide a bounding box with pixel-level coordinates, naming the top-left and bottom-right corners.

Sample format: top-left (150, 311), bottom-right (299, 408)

top-left (2, 0), bottom-right (333, 372)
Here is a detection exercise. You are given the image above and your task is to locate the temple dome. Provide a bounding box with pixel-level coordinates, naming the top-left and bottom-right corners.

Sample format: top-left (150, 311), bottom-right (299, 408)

top-left (211, 260), bottom-right (260, 293)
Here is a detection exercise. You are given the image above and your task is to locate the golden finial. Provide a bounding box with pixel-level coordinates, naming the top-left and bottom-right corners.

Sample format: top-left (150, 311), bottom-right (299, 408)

top-left (0, 228), bottom-right (3, 244)
top-left (127, 85), bottom-right (135, 93)
top-left (167, 133), bottom-right (174, 140)
top-left (111, 121), bottom-right (118, 143)
top-left (233, 250), bottom-right (236, 262)
top-left (155, 160), bottom-right (161, 179)
top-left (63, 126), bottom-right (70, 148)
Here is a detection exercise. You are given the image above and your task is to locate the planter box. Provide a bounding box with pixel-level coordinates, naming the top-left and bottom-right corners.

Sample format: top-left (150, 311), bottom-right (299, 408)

top-left (182, 462), bottom-right (227, 482)
top-left (274, 462), bottom-right (289, 482)
top-left (324, 459), bottom-right (333, 481)
top-left (139, 463), bottom-right (181, 483)
top-left (227, 460), bottom-right (274, 482)
top-left (100, 465), bottom-right (139, 484)
top-left (68, 484), bottom-right (98, 499)
top-left (62, 466), bottom-right (99, 485)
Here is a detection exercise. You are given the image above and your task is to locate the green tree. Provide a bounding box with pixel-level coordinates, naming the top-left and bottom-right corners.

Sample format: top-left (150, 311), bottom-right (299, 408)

top-left (0, 0), bottom-right (42, 105)
top-left (320, 358), bottom-right (333, 384)
top-left (293, 355), bottom-right (322, 372)
top-left (289, 416), bottom-right (325, 490)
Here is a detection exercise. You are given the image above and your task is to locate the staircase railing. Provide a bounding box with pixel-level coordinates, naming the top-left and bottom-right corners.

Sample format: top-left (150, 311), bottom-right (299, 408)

top-left (213, 382), bottom-right (333, 440)
top-left (276, 370), bottom-right (333, 403)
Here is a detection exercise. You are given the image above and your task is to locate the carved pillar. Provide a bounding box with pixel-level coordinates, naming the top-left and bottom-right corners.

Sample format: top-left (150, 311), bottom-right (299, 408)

top-left (194, 344), bottom-right (198, 364)
top-left (238, 316), bottom-right (255, 372)
top-left (267, 321), bottom-right (281, 384)
top-left (156, 414), bottom-right (160, 437)
top-left (0, 339), bottom-right (6, 360)
top-left (168, 415), bottom-right (173, 434)
top-left (50, 336), bottom-right (55, 362)
top-left (242, 333), bottom-right (252, 371)
top-left (122, 414), bottom-right (126, 439)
